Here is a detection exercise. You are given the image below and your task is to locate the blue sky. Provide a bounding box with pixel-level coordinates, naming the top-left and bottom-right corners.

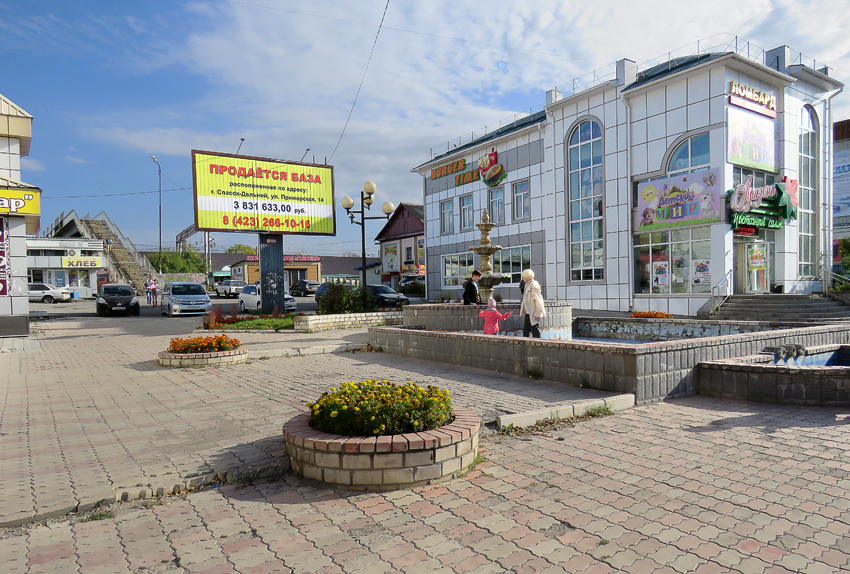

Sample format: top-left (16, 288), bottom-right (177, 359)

top-left (3, 1), bottom-right (848, 256)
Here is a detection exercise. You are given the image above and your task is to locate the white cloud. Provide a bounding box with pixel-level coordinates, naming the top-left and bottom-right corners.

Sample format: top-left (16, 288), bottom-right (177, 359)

top-left (20, 157), bottom-right (45, 171)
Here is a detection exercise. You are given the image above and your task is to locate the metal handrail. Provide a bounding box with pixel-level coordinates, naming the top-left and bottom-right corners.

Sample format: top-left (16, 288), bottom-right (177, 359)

top-left (710, 269), bottom-right (734, 315)
top-left (822, 266), bottom-right (850, 290)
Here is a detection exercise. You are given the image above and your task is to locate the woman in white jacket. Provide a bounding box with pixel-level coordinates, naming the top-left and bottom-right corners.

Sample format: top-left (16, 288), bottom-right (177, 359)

top-left (519, 269), bottom-right (546, 338)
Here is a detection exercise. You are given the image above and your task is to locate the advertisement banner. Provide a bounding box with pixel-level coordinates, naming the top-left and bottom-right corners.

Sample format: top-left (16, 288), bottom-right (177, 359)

top-left (0, 189), bottom-right (40, 216)
top-left (417, 238), bottom-right (425, 266)
top-left (727, 107), bottom-right (776, 172)
top-left (692, 259), bottom-right (711, 286)
top-left (383, 243), bottom-right (398, 273)
top-left (652, 261), bottom-right (669, 287)
top-left (0, 216), bottom-right (8, 296)
top-left (637, 168), bottom-right (723, 231)
top-left (192, 150), bottom-right (335, 235)
top-left (834, 149), bottom-right (850, 216)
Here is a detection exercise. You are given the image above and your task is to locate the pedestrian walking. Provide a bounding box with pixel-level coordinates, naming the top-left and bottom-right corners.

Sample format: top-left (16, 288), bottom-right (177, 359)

top-left (478, 298), bottom-right (511, 335)
top-left (150, 279), bottom-right (158, 305)
top-left (520, 269), bottom-right (546, 338)
top-left (105, 237), bottom-right (113, 253)
top-left (144, 278), bottom-right (152, 304)
top-left (463, 270), bottom-right (482, 305)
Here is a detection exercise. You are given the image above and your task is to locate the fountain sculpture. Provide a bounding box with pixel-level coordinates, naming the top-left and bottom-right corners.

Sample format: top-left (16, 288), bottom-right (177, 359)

top-left (468, 210), bottom-right (510, 303)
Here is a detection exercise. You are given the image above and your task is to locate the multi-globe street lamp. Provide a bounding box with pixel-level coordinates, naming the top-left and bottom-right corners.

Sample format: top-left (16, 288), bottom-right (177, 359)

top-left (341, 181), bottom-right (394, 301)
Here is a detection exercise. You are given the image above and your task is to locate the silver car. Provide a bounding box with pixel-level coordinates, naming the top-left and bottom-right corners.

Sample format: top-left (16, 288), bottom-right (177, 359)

top-left (160, 282), bottom-right (213, 317)
top-left (238, 285), bottom-right (297, 313)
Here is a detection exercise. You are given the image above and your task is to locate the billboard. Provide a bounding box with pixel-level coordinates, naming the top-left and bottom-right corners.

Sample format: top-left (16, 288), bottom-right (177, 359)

top-left (636, 168), bottom-right (723, 231)
top-left (192, 150), bottom-right (335, 235)
top-left (727, 107), bottom-right (776, 172)
top-left (834, 148), bottom-right (850, 216)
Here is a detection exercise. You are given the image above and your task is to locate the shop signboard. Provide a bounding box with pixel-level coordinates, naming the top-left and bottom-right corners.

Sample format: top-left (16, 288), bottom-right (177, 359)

top-left (834, 149), bottom-right (850, 216)
top-left (0, 216), bottom-right (8, 297)
top-left (727, 174), bottom-right (798, 231)
top-left (637, 168), bottom-right (723, 231)
top-left (192, 150), bottom-right (335, 236)
top-left (0, 189), bottom-right (40, 216)
top-left (728, 81), bottom-right (777, 118)
top-left (283, 255), bottom-right (320, 262)
top-left (727, 107), bottom-right (776, 172)
top-left (61, 256), bottom-right (102, 268)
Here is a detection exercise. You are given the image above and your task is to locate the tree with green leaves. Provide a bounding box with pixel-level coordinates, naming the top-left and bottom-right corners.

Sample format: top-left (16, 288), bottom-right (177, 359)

top-left (146, 247), bottom-right (208, 273)
top-left (226, 244), bottom-right (257, 254)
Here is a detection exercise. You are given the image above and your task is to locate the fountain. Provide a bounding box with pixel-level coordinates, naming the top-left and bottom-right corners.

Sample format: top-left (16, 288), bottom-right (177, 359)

top-left (468, 210), bottom-right (510, 303)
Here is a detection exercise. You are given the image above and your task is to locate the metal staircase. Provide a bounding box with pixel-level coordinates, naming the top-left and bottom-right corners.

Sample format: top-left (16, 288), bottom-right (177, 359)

top-left (82, 219), bottom-right (155, 290)
top-left (711, 294), bottom-right (850, 322)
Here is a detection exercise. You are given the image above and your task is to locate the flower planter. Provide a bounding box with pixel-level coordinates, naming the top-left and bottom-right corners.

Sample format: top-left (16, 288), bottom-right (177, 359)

top-left (157, 348), bottom-right (248, 367)
top-left (283, 406), bottom-right (480, 491)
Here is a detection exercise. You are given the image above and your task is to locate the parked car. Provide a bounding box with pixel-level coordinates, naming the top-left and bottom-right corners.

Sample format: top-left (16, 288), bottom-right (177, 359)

top-left (314, 282), bottom-right (353, 305)
top-left (28, 283), bottom-right (71, 304)
top-left (368, 284), bottom-right (409, 307)
top-left (238, 285), bottom-right (297, 313)
top-left (96, 283), bottom-right (140, 316)
top-left (160, 281), bottom-right (213, 317)
top-left (215, 280), bottom-right (246, 298)
top-left (289, 279), bottom-right (321, 297)
top-left (398, 275), bottom-right (425, 295)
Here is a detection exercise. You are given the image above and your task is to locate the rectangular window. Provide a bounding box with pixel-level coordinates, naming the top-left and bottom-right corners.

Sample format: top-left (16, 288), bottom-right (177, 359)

top-left (404, 247), bottom-right (413, 264)
top-left (442, 253), bottom-right (474, 286)
top-left (460, 195), bottom-right (474, 230)
top-left (512, 181), bottom-right (530, 221)
top-left (489, 188), bottom-right (504, 224)
top-left (492, 246), bottom-right (531, 283)
top-left (440, 199), bottom-right (454, 234)
top-left (633, 227), bottom-right (712, 294)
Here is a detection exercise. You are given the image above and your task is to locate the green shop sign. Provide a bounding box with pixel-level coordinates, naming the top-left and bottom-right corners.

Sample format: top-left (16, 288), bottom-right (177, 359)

top-left (727, 175), bottom-right (798, 231)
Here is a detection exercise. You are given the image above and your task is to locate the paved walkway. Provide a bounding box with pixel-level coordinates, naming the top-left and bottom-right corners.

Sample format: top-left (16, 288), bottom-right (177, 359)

top-left (3, 316), bottom-right (850, 573)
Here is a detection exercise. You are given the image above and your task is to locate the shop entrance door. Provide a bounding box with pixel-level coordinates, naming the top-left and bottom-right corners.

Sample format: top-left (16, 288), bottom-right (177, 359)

top-left (734, 240), bottom-right (770, 293)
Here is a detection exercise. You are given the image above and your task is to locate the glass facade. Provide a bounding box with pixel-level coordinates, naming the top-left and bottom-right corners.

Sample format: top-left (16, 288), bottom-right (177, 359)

top-left (442, 253), bottom-right (474, 286)
top-left (798, 106), bottom-right (818, 277)
top-left (492, 246), bottom-right (530, 284)
top-left (634, 227), bottom-right (711, 294)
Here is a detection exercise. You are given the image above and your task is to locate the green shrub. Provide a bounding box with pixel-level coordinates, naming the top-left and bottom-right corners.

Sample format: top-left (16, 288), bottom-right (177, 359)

top-left (317, 284), bottom-right (377, 315)
top-left (308, 380), bottom-right (454, 436)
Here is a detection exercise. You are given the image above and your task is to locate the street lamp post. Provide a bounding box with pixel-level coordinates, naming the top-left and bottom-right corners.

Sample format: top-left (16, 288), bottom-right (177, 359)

top-left (342, 181), bottom-right (394, 303)
top-left (151, 155), bottom-right (162, 275)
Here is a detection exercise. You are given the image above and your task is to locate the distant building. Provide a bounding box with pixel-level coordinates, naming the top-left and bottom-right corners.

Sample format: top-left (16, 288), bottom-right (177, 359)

top-left (374, 203), bottom-right (425, 290)
top-left (834, 119), bottom-right (850, 239)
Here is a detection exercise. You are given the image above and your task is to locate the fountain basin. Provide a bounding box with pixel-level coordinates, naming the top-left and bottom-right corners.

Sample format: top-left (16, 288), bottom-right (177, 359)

top-left (403, 302), bottom-right (572, 337)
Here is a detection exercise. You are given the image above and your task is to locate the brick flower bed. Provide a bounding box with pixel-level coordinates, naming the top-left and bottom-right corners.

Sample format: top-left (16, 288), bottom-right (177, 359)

top-left (157, 348), bottom-right (248, 367)
top-left (283, 407), bottom-right (480, 490)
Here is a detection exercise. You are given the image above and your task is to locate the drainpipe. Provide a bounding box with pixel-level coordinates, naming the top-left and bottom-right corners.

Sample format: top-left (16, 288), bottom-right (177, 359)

top-left (624, 96), bottom-right (634, 312)
top-left (822, 87), bottom-right (843, 292)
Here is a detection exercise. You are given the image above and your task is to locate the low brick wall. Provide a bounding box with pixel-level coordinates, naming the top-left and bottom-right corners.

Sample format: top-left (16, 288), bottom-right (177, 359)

top-left (696, 344), bottom-right (850, 406)
top-left (294, 311), bottom-right (402, 333)
top-left (403, 302), bottom-right (572, 336)
top-left (370, 324), bottom-right (850, 404)
top-left (157, 348), bottom-right (248, 367)
top-left (283, 407), bottom-right (480, 491)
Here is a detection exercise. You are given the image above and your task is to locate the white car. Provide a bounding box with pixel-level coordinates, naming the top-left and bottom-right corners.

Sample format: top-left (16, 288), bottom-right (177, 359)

top-left (215, 280), bottom-right (246, 298)
top-left (238, 285), bottom-right (297, 313)
top-left (160, 281), bottom-right (213, 317)
top-left (28, 283), bottom-right (71, 304)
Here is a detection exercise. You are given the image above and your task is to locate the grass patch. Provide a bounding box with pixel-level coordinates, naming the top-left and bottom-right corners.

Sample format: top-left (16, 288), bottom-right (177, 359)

top-left (79, 510), bottom-right (115, 522)
top-left (215, 316), bottom-right (295, 331)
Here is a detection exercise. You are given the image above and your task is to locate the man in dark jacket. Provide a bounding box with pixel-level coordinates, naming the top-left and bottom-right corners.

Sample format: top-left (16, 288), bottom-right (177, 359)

top-left (463, 270), bottom-right (482, 305)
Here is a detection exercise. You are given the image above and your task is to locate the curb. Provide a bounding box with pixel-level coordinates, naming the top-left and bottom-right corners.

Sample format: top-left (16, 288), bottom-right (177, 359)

top-left (495, 393), bottom-right (635, 429)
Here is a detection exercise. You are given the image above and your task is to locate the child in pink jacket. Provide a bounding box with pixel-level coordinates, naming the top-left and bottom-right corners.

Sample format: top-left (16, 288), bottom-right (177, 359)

top-left (479, 298), bottom-right (511, 334)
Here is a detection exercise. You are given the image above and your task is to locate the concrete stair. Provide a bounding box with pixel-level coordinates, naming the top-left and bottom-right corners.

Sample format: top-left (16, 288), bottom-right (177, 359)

top-left (83, 219), bottom-right (153, 290)
top-left (711, 294), bottom-right (850, 322)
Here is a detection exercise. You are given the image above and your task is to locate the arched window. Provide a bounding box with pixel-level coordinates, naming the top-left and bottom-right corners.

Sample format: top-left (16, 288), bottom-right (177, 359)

top-left (567, 119), bottom-right (604, 281)
top-left (798, 106), bottom-right (818, 277)
top-left (668, 133), bottom-right (710, 173)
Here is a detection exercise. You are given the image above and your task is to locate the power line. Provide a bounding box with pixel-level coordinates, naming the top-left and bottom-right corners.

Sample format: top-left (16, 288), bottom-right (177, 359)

top-left (328, 0), bottom-right (391, 161)
top-left (41, 186), bottom-right (190, 199)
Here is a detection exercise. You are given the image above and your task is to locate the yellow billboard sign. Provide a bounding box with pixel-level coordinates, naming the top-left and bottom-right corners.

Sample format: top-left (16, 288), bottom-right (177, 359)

top-left (0, 189), bottom-right (40, 216)
top-left (192, 150), bottom-right (335, 235)
top-left (61, 257), bottom-right (102, 268)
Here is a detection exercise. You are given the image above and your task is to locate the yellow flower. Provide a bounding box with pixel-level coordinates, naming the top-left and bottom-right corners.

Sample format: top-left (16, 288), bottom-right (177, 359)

top-left (330, 411), bottom-right (338, 418)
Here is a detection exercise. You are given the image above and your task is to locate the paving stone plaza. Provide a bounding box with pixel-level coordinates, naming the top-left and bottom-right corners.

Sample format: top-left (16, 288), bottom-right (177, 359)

top-left (2, 313), bottom-right (850, 573)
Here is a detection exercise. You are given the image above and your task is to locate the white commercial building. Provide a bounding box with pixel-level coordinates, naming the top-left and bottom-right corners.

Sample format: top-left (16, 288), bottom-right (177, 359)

top-left (413, 43), bottom-right (843, 316)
